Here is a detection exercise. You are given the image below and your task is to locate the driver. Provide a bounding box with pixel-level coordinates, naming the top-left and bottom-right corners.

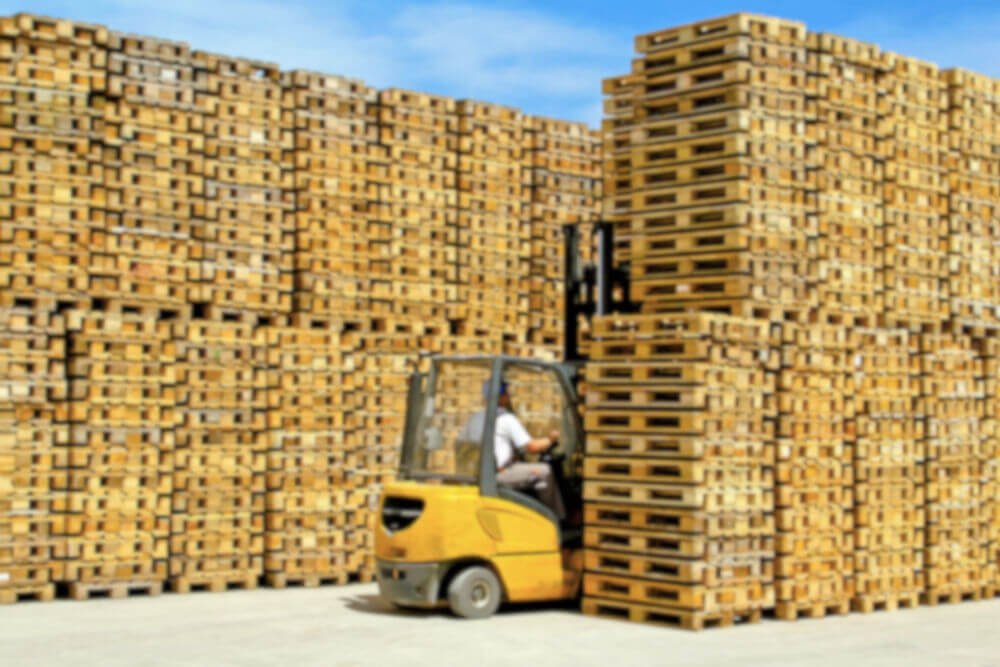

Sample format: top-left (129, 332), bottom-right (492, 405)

top-left (459, 380), bottom-right (566, 520)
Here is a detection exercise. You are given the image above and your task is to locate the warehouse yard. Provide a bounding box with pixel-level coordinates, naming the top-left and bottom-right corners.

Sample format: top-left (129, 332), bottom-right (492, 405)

top-left (1, 585), bottom-right (999, 666)
top-left (8, 4), bottom-right (1000, 658)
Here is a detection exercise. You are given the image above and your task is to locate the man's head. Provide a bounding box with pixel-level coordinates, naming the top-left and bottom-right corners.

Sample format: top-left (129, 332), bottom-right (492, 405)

top-left (482, 379), bottom-right (511, 408)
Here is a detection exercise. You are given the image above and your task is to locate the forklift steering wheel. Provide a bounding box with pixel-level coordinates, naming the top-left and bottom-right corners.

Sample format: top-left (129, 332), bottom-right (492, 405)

top-left (540, 438), bottom-right (562, 464)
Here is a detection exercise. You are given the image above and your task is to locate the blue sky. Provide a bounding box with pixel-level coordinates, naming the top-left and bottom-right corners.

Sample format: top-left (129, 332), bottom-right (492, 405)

top-left (7, 1), bottom-right (1000, 125)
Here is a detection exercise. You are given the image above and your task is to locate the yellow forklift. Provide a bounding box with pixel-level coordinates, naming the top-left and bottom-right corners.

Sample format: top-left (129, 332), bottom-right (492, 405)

top-left (374, 222), bottom-right (634, 618)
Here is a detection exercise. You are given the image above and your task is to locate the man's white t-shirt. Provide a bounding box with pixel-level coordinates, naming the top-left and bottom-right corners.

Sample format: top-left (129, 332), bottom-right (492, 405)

top-left (458, 408), bottom-right (532, 470)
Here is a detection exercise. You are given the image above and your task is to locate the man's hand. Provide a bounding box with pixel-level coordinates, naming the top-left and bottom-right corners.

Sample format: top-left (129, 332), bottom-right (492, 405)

top-left (547, 430), bottom-right (560, 444)
top-left (525, 435), bottom-right (556, 454)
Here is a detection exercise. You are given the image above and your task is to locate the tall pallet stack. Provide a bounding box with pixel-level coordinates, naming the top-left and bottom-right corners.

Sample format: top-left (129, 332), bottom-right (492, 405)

top-left (265, 318), bottom-right (361, 587)
top-left (879, 56), bottom-right (948, 330)
top-left (194, 53), bottom-right (291, 316)
top-left (809, 34), bottom-right (885, 324)
top-left (602, 14), bottom-right (813, 320)
top-left (62, 310), bottom-right (174, 599)
top-left (944, 70), bottom-right (1000, 333)
top-left (852, 327), bottom-right (923, 612)
top-left (285, 70), bottom-right (378, 318)
top-left (0, 14), bottom-right (105, 307)
top-left (981, 339), bottom-right (1000, 586)
top-left (524, 117), bottom-right (601, 354)
top-left (376, 89), bottom-right (456, 321)
top-left (581, 313), bottom-right (775, 630)
top-left (773, 323), bottom-right (854, 619)
top-left (455, 101), bottom-right (531, 335)
top-left (92, 32), bottom-right (202, 309)
top-left (919, 334), bottom-right (995, 602)
top-left (170, 317), bottom-right (266, 593)
top-left (348, 320), bottom-right (445, 579)
top-left (0, 305), bottom-right (65, 603)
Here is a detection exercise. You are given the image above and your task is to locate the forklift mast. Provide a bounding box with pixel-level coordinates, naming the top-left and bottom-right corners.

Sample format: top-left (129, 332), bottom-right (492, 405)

top-left (562, 221), bottom-right (637, 364)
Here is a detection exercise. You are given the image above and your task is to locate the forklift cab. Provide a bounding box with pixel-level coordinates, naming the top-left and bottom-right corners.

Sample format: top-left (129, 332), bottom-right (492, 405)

top-left (374, 355), bottom-right (585, 618)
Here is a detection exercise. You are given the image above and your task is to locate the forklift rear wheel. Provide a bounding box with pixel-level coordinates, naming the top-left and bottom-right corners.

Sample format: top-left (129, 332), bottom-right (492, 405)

top-left (447, 566), bottom-right (502, 619)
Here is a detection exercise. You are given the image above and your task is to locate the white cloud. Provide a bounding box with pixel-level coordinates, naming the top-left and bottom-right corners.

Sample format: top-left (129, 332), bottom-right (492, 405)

top-left (11, 0), bottom-right (628, 124)
top-left (389, 4), bottom-right (625, 101)
top-left (832, 10), bottom-right (1000, 77)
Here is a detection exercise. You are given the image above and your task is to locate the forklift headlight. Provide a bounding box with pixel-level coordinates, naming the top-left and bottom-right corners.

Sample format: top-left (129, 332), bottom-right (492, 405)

top-left (382, 496), bottom-right (425, 534)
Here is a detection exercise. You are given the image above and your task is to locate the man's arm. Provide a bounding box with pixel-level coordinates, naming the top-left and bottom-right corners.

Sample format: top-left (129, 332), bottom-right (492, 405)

top-left (523, 433), bottom-right (560, 453)
top-left (503, 415), bottom-right (558, 454)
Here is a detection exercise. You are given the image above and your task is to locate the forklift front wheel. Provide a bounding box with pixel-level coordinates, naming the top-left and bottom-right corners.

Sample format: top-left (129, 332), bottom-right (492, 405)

top-left (447, 566), bottom-right (502, 619)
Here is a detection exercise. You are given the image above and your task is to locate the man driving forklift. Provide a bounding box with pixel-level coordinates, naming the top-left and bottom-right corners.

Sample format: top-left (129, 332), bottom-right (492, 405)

top-left (458, 381), bottom-right (566, 521)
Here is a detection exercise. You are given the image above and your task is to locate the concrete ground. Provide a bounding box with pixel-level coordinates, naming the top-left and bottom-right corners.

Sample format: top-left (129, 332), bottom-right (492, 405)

top-left (1, 584), bottom-right (999, 666)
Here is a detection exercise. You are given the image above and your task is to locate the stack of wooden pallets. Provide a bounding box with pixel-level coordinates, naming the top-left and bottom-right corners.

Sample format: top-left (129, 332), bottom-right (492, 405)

top-left (0, 12), bottom-right (604, 605)
top-left (348, 320), bottom-right (449, 579)
top-left (92, 32), bottom-right (202, 309)
top-left (773, 323), bottom-right (854, 619)
top-left (981, 339), bottom-right (1000, 588)
top-left (194, 53), bottom-right (291, 316)
top-left (62, 309), bottom-right (174, 599)
top-left (880, 56), bottom-right (948, 330)
top-left (0, 14), bottom-right (105, 307)
top-left (809, 33), bottom-right (885, 324)
top-left (524, 117), bottom-right (601, 354)
top-left (851, 327), bottom-right (923, 612)
top-left (919, 334), bottom-right (994, 603)
top-left (170, 315), bottom-right (266, 593)
top-left (0, 304), bottom-right (65, 604)
top-left (376, 90), bottom-right (456, 321)
top-left (944, 70), bottom-right (1000, 333)
top-left (265, 318), bottom-right (361, 587)
top-left (602, 14), bottom-right (814, 321)
top-left (595, 12), bottom-right (1000, 628)
top-left (455, 101), bottom-right (531, 333)
top-left (285, 71), bottom-right (378, 318)
top-left (581, 313), bottom-right (775, 630)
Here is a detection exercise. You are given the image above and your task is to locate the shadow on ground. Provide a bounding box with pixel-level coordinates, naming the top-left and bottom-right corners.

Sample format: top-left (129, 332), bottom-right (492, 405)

top-left (344, 592), bottom-right (579, 620)
top-left (344, 593), bottom-right (429, 617)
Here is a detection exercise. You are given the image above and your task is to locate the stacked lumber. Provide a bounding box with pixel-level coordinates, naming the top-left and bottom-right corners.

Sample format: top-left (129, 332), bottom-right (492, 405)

top-left (61, 309), bottom-right (174, 599)
top-left (851, 327), bottom-right (923, 612)
top-left (265, 319), bottom-right (361, 587)
top-left (285, 71), bottom-right (378, 317)
top-left (194, 53), bottom-right (291, 315)
top-left (376, 89), bottom-right (456, 320)
top-left (602, 14), bottom-right (813, 320)
top-left (774, 323), bottom-right (854, 619)
top-left (944, 70), bottom-right (1000, 333)
top-left (455, 100), bottom-right (531, 331)
top-left (525, 116), bottom-right (601, 351)
top-left (919, 334), bottom-right (994, 603)
top-left (581, 313), bottom-right (775, 630)
top-left (92, 32), bottom-right (202, 308)
top-left (880, 56), bottom-right (948, 330)
top-left (0, 14), bottom-right (106, 305)
top-left (170, 316), bottom-right (267, 592)
top-left (0, 304), bottom-right (65, 604)
top-left (809, 33), bottom-right (885, 323)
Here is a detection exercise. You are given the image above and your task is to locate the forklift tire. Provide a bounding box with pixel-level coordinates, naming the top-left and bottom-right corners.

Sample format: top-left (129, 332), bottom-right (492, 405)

top-left (447, 566), bottom-right (502, 619)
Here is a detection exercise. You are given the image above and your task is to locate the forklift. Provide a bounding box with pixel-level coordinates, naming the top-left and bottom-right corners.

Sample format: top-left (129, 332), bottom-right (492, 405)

top-left (374, 222), bottom-right (634, 618)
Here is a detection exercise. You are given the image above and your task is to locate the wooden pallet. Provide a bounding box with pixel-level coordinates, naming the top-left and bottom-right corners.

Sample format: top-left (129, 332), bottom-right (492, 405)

top-left (921, 587), bottom-right (985, 606)
top-left (852, 592), bottom-right (920, 613)
top-left (264, 572), bottom-right (350, 589)
top-left (582, 596), bottom-right (764, 631)
top-left (170, 574), bottom-right (258, 594)
top-left (0, 584), bottom-right (56, 605)
top-left (772, 599), bottom-right (850, 621)
top-left (68, 580), bottom-right (163, 601)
